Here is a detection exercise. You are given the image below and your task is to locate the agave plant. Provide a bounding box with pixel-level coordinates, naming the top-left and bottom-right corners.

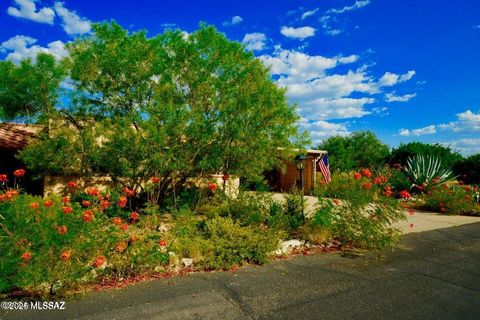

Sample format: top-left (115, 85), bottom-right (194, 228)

top-left (404, 154), bottom-right (456, 188)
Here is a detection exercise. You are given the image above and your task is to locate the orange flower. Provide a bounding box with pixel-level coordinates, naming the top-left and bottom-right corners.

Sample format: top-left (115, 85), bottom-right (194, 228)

top-left (158, 239), bottom-right (167, 247)
top-left (353, 172), bottom-right (361, 180)
top-left (151, 176), bottom-right (160, 184)
top-left (67, 181), bottom-right (78, 189)
top-left (112, 217), bottom-right (122, 225)
top-left (362, 182), bottom-right (372, 190)
top-left (21, 252), bottom-right (32, 262)
top-left (92, 255), bottom-right (106, 268)
top-left (115, 241), bottom-right (127, 253)
top-left (62, 196), bottom-right (70, 204)
top-left (62, 206), bottom-right (74, 214)
top-left (360, 168), bottom-right (372, 178)
top-left (30, 202), bottom-right (40, 209)
top-left (100, 200), bottom-right (110, 210)
top-left (130, 211), bottom-right (139, 221)
top-left (13, 169), bottom-right (26, 177)
top-left (0, 174), bottom-right (7, 182)
top-left (58, 225), bottom-right (68, 235)
top-left (60, 250), bottom-right (72, 262)
top-left (117, 196), bottom-right (128, 208)
top-left (44, 200), bottom-right (54, 208)
top-left (86, 188), bottom-right (99, 197)
top-left (209, 183), bottom-right (218, 192)
top-left (398, 190), bottom-right (411, 199)
top-left (383, 190), bottom-right (393, 197)
top-left (122, 187), bottom-right (135, 197)
top-left (121, 223), bottom-right (129, 232)
top-left (82, 200), bottom-right (91, 208)
top-left (82, 210), bottom-right (94, 223)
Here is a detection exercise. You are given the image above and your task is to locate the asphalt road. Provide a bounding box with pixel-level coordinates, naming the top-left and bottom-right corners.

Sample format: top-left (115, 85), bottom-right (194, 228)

top-left (2, 223), bottom-right (480, 320)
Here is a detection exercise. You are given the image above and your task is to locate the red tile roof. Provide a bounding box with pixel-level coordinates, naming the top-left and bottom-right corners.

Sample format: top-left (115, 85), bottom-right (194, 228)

top-left (0, 123), bottom-right (42, 149)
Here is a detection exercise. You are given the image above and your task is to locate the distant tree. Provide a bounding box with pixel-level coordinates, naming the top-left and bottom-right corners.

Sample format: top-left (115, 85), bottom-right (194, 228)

top-left (389, 142), bottom-right (463, 169)
top-left (0, 53), bottom-right (67, 122)
top-left (4, 22), bottom-right (306, 203)
top-left (453, 154), bottom-right (480, 185)
top-left (317, 131), bottom-right (390, 172)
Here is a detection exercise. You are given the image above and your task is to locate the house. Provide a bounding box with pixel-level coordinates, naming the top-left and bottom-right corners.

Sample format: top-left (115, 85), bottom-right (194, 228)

top-left (0, 123), bottom-right (328, 196)
top-left (267, 150), bottom-right (328, 195)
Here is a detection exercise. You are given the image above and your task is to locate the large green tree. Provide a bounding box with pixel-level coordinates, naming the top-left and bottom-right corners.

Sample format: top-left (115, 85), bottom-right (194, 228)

top-left (389, 142), bottom-right (463, 169)
top-left (0, 53), bottom-right (66, 122)
top-left (2, 22), bottom-right (305, 202)
top-left (317, 131), bottom-right (390, 172)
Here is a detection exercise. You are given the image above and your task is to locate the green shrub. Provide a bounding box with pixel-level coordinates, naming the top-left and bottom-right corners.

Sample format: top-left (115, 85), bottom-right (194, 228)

top-left (390, 142), bottom-right (463, 168)
top-left (170, 213), bottom-right (282, 270)
top-left (417, 184), bottom-right (480, 216)
top-left (203, 217), bottom-right (281, 269)
top-left (453, 154), bottom-right (480, 185)
top-left (0, 191), bottom-right (170, 296)
top-left (316, 171), bottom-right (405, 249)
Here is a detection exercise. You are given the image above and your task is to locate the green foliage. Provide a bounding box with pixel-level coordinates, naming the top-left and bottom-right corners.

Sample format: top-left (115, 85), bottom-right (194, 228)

top-left (403, 154), bottom-right (455, 188)
top-left (0, 53), bottom-right (67, 122)
top-left (390, 142), bottom-right (463, 168)
top-left (17, 21), bottom-right (305, 204)
top-left (169, 212), bottom-right (282, 270)
top-left (417, 184), bottom-right (480, 216)
top-left (0, 192), bottom-right (169, 296)
top-left (317, 131), bottom-right (390, 172)
top-left (202, 216), bottom-right (281, 269)
top-left (316, 172), bottom-right (406, 249)
top-left (453, 153), bottom-right (480, 185)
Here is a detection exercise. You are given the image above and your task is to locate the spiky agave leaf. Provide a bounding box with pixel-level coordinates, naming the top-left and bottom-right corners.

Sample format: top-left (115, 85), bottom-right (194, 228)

top-left (404, 154), bottom-right (455, 188)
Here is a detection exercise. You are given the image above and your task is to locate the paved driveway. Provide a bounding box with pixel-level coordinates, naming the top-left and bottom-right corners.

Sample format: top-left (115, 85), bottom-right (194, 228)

top-left (2, 222), bottom-right (480, 320)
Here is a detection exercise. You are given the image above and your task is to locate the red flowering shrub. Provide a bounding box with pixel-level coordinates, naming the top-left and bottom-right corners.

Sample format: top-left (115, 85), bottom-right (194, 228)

top-left (398, 190), bottom-right (411, 199)
top-left (0, 174), bottom-right (7, 182)
top-left (353, 172), bottom-right (361, 180)
top-left (209, 183), bottom-right (218, 192)
top-left (360, 168), bottom-right (372, 178)
top-left (44, 200), bottom-right (54, 208)
top-left (417, 184), bottom-right (480, 216)
top-left (13, 169), bottom-right (26, 177)
top-left (82, 210), bottom-right (94, 222)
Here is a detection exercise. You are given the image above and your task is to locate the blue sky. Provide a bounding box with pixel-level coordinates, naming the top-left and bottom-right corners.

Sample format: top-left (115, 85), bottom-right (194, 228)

top-left (1, 0), bottom-right (479, 155)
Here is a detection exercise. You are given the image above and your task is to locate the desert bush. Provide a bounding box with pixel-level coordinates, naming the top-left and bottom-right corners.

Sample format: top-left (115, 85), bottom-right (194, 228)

top-left (453, 153), bottom-right (480, 185)
top-left (390, 142), bottom-right (463, 168)
top-left (0, 188), bottom-right (170, 296)
top-left (417, 184), bottom-right (480, 216)
top-left (316, 170), bottom-right (405, 249)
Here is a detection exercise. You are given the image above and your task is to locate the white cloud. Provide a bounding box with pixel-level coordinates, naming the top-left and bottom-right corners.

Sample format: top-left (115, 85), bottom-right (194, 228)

top-left (54, 2), bottom-right (91, 35)
top-left (1, 35), bottom-right (67, 63)
top-left (441, 138), bottom-right (480, 156)
top-left (378, 70), bottom-right (415, 87)
top-left (398, 109), bottom-right (480, 141)
top-left (280, 26), bottom-right (316, 40)
top-left (242, 33), bottom-right (267, 51)
top-left (299, 118), bottom-right (350, 144)
top-left (399, 125), bottom-right (436, 136)
top-left (260, 49), bottom-right (384, 120)
top-left (301, 8), bottom-right (319, 20)
top-left (438, 110), bottom-right (480, 132)
top-left (222, 15), bottom-right (243, 26)
top-left (327, 0), bottom-right (371, 15)
top-left (7, 0), bottom-right (55, 24)
top-left (385, 92), bottom-right (417, 102)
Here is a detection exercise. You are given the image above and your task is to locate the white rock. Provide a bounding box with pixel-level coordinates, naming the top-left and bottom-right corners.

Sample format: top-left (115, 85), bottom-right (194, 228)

top-left (181, 258), bottom-right (193, 267)
top-left (274, 239), bottom-right (305, 255)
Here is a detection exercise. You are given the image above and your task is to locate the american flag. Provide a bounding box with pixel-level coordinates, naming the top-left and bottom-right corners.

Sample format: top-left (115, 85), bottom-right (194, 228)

top-left (318, 154), bottom-right (331, 183)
